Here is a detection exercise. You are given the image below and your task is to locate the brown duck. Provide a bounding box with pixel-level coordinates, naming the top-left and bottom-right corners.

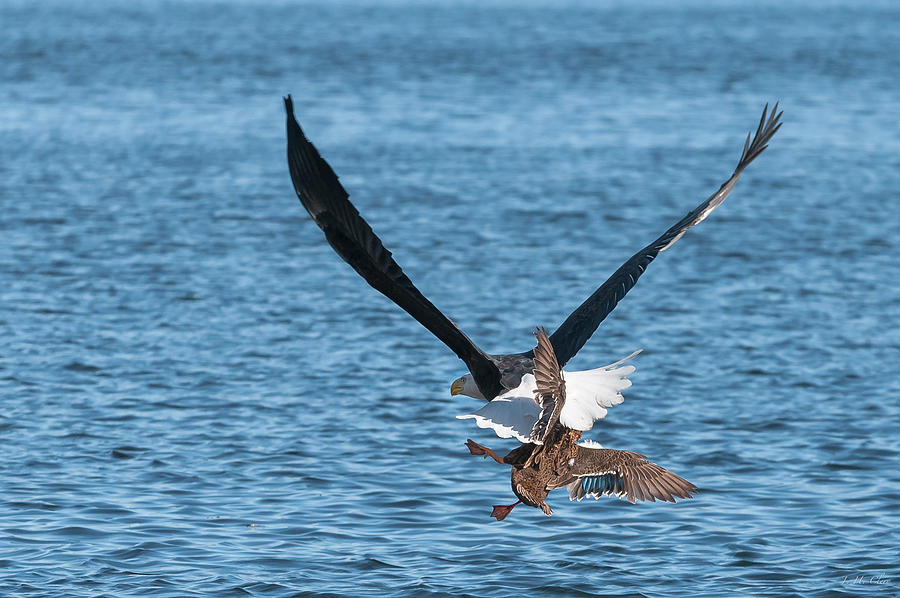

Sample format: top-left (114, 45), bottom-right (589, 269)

top-left (467, 328), bottom-right (697, 521)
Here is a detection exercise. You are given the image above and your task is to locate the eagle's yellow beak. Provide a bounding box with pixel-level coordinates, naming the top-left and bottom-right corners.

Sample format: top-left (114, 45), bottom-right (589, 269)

top-left (450, 377), bottom-right (465, 396)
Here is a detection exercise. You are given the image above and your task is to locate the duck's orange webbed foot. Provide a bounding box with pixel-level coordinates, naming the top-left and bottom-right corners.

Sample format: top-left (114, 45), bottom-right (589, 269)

top-left (466, 439), bottom-right (504, 464)
top-left (490, 500), bottom-right (521, 521)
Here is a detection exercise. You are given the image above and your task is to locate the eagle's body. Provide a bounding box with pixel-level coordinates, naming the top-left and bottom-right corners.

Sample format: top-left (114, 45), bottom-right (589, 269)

top-left (457, 350), bottom-right (638, 439)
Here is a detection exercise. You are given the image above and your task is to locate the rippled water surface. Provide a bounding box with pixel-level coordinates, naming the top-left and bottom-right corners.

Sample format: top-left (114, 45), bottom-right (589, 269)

top-left (3, 1), bottom-right (899, 596)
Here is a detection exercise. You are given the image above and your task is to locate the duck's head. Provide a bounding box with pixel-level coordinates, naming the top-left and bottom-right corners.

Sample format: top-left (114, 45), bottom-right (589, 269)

top-left (450, 374), bottom-right (486, 400)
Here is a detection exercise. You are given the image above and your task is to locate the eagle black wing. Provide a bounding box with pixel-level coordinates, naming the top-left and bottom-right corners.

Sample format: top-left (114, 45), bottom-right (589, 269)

top-left (284, 95), bottom-right (503, 398)
top-left (549, 104), bottom-right (782, 367)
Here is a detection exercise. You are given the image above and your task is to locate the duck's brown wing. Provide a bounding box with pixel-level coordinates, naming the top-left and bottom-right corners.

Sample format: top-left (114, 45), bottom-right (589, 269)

top-left (548, 104), bottom-right (783, 368)
top-left (284, 95), bottom-right (504, 399)
top-left (529, 327), bottom-right (566, 444)
top-left (554, 445), bottom-right (697, 504)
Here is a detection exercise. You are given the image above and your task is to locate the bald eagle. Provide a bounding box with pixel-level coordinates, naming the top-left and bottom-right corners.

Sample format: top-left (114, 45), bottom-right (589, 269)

top-left (284, 97), bottom-right (781, 400)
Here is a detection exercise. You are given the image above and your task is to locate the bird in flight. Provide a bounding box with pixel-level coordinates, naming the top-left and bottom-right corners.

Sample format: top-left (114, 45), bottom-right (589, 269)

top-left (465, 328), bottom-right (696, 521)
top-left (284, 97), bottom-right (781, 402)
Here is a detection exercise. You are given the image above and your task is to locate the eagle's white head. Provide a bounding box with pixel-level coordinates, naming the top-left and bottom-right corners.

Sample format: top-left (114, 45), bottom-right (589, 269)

top-left (450, 374), bottom-right (486, 400)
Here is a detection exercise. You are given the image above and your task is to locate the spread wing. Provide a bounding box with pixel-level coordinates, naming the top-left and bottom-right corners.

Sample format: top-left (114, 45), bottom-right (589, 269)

top-left (549, 103), bottom-right (783, 367)
top-left (556, 446), bottom-right (697, 504)
top-left (529, 327), bottom-right (566, 444)
top-left (284, 95), bottom-right (503, 399)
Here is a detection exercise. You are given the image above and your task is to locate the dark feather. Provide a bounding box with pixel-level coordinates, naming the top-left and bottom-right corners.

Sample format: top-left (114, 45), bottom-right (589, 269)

top-left (562, 446), bottom-right (697, 504)
top-left (284, 96), bottom-right (504, 398)
top-left (548, 104), bottom-right (783, 367)
top-left (529, 328), bottom-right (567, 444)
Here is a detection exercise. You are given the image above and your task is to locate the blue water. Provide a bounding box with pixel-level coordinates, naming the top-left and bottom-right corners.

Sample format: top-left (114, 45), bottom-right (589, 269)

top-left (2, 0), bottom-right (899, 596)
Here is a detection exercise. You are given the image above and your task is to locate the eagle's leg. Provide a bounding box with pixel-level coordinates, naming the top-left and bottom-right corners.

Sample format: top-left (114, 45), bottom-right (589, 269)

top-left (490, 500), bottom-right (521, 521)
top-left (466, 439), bottom-right (504, 464)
